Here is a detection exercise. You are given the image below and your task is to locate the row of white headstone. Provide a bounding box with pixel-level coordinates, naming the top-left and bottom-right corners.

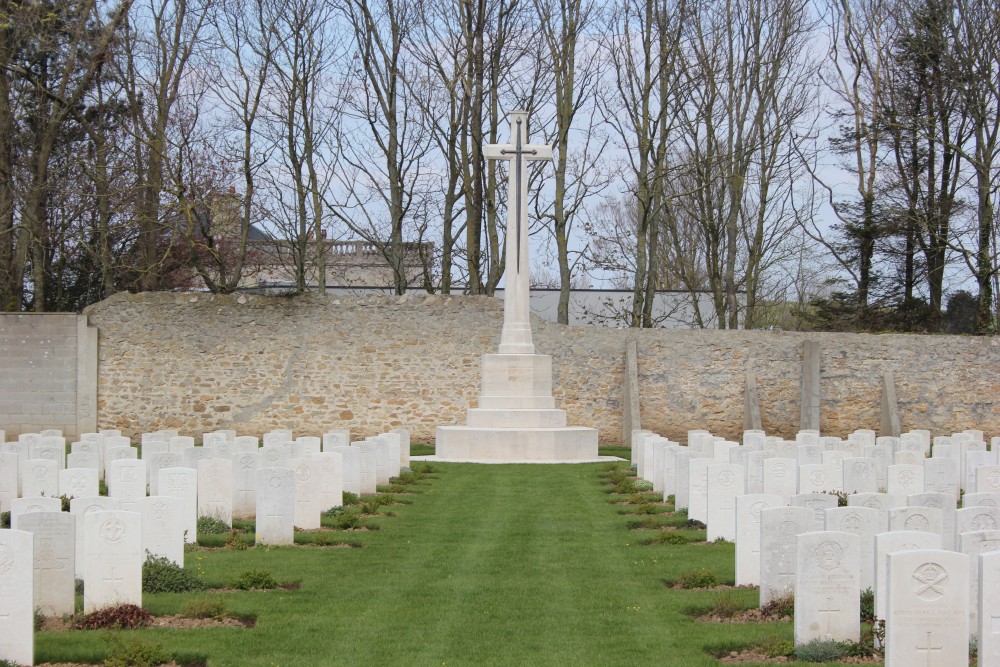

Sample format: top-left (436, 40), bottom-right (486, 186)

top-left (633, 427), bottom-right (999, 667)
top-left (0, 426), bottom-right (412, 667)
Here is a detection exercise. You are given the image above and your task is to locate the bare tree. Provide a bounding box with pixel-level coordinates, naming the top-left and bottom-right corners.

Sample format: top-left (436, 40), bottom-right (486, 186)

top-left (532, 0), bottom-right (610, 324)
top-left (599, 0), bottom-right (688, 327)
top-left (117, 0), bottom-right (211, 293)
top-left (800, 0), bottom-right (898, 310)
top-left (328, 0), bottom-right (429, 295)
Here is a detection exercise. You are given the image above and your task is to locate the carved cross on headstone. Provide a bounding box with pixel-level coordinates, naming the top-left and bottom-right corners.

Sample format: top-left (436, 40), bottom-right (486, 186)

top-left (104, 566), bottom-right (124, 593)
top-left (915, 631), bottom-right (942, 666)
top-left (818, 597), bottom-right (840, 637)
top-left (485, 110), bottom-right (552, 355)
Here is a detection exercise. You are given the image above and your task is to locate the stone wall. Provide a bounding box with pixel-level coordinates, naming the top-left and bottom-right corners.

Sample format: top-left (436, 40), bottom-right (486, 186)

top-left (0, 313), bottom-right (97, 438)
top-left (80, 291), bottom-right (1000, 445)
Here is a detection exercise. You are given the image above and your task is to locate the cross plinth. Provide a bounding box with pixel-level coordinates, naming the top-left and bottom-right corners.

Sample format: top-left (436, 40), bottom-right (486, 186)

top-left (486, 110), bottom-right (552, 355)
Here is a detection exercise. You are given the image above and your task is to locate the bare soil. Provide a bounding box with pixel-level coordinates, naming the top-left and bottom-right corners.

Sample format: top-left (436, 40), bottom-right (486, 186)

top-left (40, 614), bottom-right (254, 633)
top-left (717, 649), bottom-right (882, 664)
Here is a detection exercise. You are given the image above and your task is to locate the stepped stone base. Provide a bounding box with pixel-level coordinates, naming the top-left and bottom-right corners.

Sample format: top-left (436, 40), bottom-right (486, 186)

top-left (435, 425), bottom-right (599, 462)
top-left (436, 351), bottom-right (598, 463)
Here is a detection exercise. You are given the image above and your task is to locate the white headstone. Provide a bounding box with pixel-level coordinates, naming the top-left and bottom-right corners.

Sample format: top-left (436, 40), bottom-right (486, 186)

top-left (141, 495), bottom-right (185, 567)
top-left (107, 458), bottom-right (147, 512)
top-left (842, 457), bottom-right (877, 494)
top-left (323, 430), bottom-right (350, 452)
top-left (759, 506), bottom-right (813, 606)
top-left (30, 443), bottom-right (64, 470)
top-left (874, 530), bottom-right (941, 621)
top-left (762, 457), bottom-right (797, 501)
top-left (147, 452), bottom-right (182, 495)
top-left (798, 463), bottom-right (842, 494)
top-left (959, 530), bottom-right (1000, 635)
top-left (314, 452), bottom-right (344, 511)
top-left (792, 493), bottom-right (839, 531)
top-left (908, 491), bottom-right (958, 550)
top-left (0, 529), bottom-right (34, 666)
top-left (22, 458), bottom-right (58, 498)
top-left (197, 458), bottom-right (233, 526)
top-left (168, 436), bottom-right (195, 454)
top-left (0, 451), bottom-right (19, 512)
top-left (794, 531), bottom-right (860, 645)
top-left (673, 450), bottom-right (692, 509)
top-left (293, 437), bottom-right (321, 459)
top-left (964, 492), bottom-right (1000, 510)
top-left (259, 446), bottom-right (289, 469)
top-left (924, 457), bottom-right (960, 500)
top-left (330, 446), bottom-right (361, 497)
top-left (10, 496), bottom-right (62, 528)
top-left (889, 506), bottom-right (943, 537)
top-left (263, 430), bottom-right (293, 448)
top-left (255, 467), bottom-right (295, 545)
top-left (979, 550), bottom-right (1000, 667)
top-left (848, 492), bottom-right (907, 532)
top-left (887, 463), bottom-right (924, 496)
top-left (59, 467), bottom-right (98, 499)
top-left (83, 510), bottom-right (142, 612)
top-left (391, 428), bottom-right (410, 468)
top-left (232, 451), bottom-right (258, 518)
top-left (66, 451), bottom-right (99, 473)
top-left (976, 466), bottom-right (1000, 495)
top-left (885, 549), bottom-right (968, 667)
top-left (735, 493), bottom-right (784, 586)
top-left (289, 457), bottom-right (321, 530)
top-left (158, 467), bottom-right (198, 544)
top-left (825, 506), bottom-right (879, 593)
top-left (687, 457), bottom-right (713, 524)
top-left (705, 463), bottom-right (744, 541)
top-left (19, 510), bottom-right (75, 616)
top-left (70, 496), bottom-right (121, 579)
top-left (354, 443), bottom-right (378, 495)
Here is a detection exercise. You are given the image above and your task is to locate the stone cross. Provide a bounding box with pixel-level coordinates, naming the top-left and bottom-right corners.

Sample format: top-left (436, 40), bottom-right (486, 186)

top-left (485, 110), bottom-right (552, 355)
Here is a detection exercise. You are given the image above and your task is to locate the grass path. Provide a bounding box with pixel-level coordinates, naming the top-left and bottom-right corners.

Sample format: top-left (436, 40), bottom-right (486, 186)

top-left (38, 463), bottom-right (786, 666)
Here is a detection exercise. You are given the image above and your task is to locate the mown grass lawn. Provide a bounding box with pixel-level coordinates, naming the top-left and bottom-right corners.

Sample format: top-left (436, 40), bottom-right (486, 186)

top-left (36, 454), bottom-right (833, 667)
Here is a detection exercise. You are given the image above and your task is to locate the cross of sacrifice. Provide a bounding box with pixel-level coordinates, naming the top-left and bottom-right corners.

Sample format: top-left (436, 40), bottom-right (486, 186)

top-left (485, 110), bottom-right (552, 355)
top-left (915, 631), bottom-right (942, 665)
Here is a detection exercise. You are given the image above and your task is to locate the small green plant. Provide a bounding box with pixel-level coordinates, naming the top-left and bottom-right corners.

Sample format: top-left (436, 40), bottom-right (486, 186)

top-left (341, 491), bottom-right (361, 506)
top-left (824, 490), bottom-right (849, 507)
top-left (225, 530), bottom-right (250, 550)
top-left (633, 502), bottom-right (659, 515)
top-left (103, 631), bottom-right (171, 667)
top-left (0, 511), bottom-right (9, 529)
top-left (59, 494), bottom-right (72, 511)
top-left (142, 555), bottom-right (207, 593)
top-left (34, 606), bottom-right (44, 631)
top-left (181, 598), bottom-right (228, 620)
top-left (675, 569), bottom-right (719, 589)
top-left (793, 639), bottom-right (854, 662)
top-left (410, 461), bottom-right (434, 475)
top-left (760, 594), bottom-right (795, 619)
top-left (710, 590), bottom-right (744, 618)
top-left (633, 479), bottom-right (654, 492)
top-left (75, 578), bottom-right (85, 596)
top-left (649, 531), bottom-right (689, 545)
top-left (758, 635), bottom-right (795, 658)
top-left (74, 604), bottom-right (152, 630)
top-left (0, 659), bottom-right (20, 667)
top-left (334, 513), bottom-right (362, 530)
top-left (196, 515), bottom-right (230, 534)
top-left (98, 480), bottom-right (109, 496)
top-left (683, 518), bottom-right (707, 529)
top-left (231, 568), bottom-right (279, 590)
top-left (323, 505), bottom-right (347, 518)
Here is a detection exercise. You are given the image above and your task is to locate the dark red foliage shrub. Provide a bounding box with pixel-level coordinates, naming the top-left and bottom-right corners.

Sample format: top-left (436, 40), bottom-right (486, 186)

top-left (73, 604), bottom-right (152, 630)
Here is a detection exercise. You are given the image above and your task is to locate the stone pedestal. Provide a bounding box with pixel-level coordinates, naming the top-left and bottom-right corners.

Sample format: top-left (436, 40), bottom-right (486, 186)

top-left (436, 353), bottom-right (599, 462)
